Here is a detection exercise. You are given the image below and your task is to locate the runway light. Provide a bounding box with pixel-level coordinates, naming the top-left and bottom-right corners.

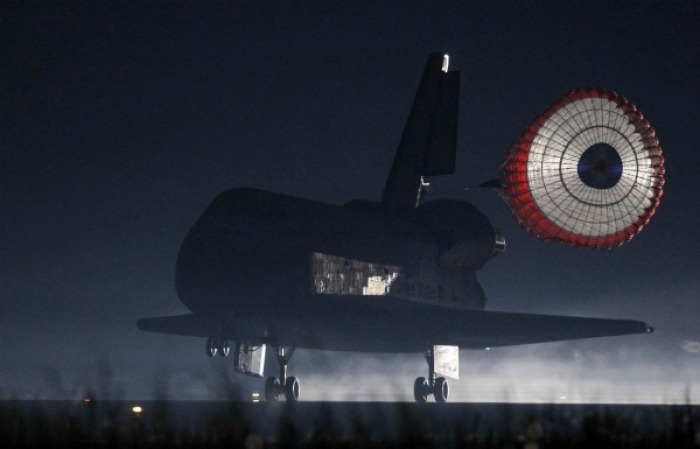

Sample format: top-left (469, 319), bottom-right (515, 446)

top-left (132, 405), bottom-right (143, 414)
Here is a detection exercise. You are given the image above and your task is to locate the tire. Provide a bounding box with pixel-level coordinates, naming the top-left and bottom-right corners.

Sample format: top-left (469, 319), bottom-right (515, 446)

top-left (206, 337), bottom-right (217, 357)
top-left (218, 339), bottom-right (230, 357)
top-left (265, 377), bottom-right (280, 402)
top-left (285, 376), bottom-right (300, 402)
top-left (434, 377), bottom-right (448, 403)
top-left (414, 377), bottom-right (429, 402)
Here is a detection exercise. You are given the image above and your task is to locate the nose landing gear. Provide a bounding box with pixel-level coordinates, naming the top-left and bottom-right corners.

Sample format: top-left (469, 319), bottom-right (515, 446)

top-left (264, 345), bottom-right (299, 402)
top-left (206, 337), bottom-right (230, 357)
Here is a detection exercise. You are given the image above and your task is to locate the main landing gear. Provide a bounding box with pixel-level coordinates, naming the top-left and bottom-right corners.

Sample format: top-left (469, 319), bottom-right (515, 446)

top-left (414, 347), bottom-right (449, 402)
top-left (265, 345), bottom-right (299, 402)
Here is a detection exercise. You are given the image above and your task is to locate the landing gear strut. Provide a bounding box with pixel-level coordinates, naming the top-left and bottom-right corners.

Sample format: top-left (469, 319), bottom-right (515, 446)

top-left (206, 337), bottom-right (230, 357)
top-left (265, 345), bottom-right (299, 402)
top-left (414, 347), bottom-right (448, 402)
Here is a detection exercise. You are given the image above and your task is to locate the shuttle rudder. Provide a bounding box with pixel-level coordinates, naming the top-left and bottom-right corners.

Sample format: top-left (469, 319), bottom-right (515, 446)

top-left (381, 52), bottom-right (460, 211)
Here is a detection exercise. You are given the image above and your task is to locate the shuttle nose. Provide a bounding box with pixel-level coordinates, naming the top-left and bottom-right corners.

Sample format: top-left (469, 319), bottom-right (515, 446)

top-left (226, 215), bottom-right (287, 254)
top-left (227, 227), bottom-right (258, 253)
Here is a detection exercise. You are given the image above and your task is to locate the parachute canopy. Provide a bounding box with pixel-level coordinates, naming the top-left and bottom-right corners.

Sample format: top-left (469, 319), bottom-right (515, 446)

top-left (500, 88), bottom-right (665, 249)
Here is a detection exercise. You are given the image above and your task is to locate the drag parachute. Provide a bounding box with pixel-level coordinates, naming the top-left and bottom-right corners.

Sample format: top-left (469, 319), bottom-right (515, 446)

top-left (500, 88), bottom-right (665, 249)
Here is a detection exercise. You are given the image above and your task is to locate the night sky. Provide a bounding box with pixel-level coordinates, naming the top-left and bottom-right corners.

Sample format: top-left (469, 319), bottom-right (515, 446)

top-left (2, 1), bottom-right (699, 402)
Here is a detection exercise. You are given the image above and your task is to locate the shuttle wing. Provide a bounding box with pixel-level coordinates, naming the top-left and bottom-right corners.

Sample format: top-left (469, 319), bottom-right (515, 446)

top-left (137, 296), bottom-right (652, 353)
top-left (264, 296), bottom-right (653, 352)
top-left (137, 313), bottom-right (212, 338)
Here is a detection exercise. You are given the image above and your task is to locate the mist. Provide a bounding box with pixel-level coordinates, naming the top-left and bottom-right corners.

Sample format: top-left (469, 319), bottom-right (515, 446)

top-left (4, 333), bottom-right (697, 404)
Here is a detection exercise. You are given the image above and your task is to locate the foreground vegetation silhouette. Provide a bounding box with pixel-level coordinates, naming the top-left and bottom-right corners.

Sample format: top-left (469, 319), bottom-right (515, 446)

top-left (1, 398), bottom-right (698, 449)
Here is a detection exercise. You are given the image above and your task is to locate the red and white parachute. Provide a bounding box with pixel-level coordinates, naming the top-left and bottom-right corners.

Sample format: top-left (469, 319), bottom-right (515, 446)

top-left (500, 88), bottom-right (665, 249)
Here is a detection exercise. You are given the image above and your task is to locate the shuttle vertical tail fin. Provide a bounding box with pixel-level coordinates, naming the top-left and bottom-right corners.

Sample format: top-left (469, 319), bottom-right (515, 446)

top-left (381, 53), bottom-right (460, 211)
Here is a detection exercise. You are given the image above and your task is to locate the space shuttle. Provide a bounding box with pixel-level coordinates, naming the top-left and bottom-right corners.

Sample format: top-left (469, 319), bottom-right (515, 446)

top-left (138, 53), bottom-right (665, 402)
